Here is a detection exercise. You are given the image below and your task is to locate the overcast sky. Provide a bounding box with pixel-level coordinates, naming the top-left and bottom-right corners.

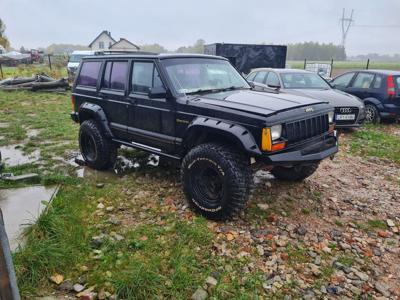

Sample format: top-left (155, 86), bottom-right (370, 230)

top-left (1, 0), bottom-right (400, 55)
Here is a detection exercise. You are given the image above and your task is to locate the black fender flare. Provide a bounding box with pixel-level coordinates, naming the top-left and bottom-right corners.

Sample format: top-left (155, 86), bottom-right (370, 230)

top-left (363, 98), bottom-right (384, 111)
top-left (184, 117), bottom-right (261, 155)
top-left (78, 102), bottom-right (113, 138)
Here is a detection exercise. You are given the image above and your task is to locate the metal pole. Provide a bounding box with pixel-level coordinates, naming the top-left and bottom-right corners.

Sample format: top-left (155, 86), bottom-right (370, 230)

top-left (0, 62), bottom-right (3, 79)
top-left (0, 208), bottom-right (21, 300)
top-left (303, 58), bottom-right (307, 69)
top-left (366, 58), bottom-right (370, 70)
top-left (330, 58), bottom-right (334, 78)
top-left (48, 54), bottom-right (52, 70)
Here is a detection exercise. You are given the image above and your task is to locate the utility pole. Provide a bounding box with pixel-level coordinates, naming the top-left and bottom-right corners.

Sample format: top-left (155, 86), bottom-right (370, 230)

top-left (340, 8), bottom-right (354, 48)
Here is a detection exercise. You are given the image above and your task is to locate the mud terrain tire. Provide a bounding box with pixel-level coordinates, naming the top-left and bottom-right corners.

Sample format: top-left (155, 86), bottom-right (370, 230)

top-left (271, 163), bottom-right (319, 182)
top-left (79, 120), bottom-right (117, 170)
top-left (181, 143), bottom-right (251, 220)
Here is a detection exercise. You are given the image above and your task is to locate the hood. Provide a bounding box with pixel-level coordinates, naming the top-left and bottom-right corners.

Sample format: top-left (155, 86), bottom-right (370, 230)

top-left (192, 89), bottom-right (326, 116)
top-left (284, 88), bottom-right (363, 107)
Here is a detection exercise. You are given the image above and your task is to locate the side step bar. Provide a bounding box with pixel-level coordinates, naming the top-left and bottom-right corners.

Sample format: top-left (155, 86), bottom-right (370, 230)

top-left (113, 139), bottom-right (181, 161)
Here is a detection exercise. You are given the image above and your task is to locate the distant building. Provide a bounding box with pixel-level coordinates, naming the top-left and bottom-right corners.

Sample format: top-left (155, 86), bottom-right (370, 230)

top-left (110, 38), bottom-right (140, 51)
top-left (88, 30), bottom-right (116, 50)
top-left (88, 30), bottom-right (140, 51)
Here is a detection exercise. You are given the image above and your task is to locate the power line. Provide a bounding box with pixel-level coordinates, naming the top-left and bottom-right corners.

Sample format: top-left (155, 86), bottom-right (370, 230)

top-left (353, 24), bottom-right (400, 28)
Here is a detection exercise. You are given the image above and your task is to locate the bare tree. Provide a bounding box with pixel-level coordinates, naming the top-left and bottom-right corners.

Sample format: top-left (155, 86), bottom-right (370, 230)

top-left (0, 18), bottom-right (10, 49)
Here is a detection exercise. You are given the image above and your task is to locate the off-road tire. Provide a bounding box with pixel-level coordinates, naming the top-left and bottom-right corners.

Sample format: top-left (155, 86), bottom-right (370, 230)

top-left (79, 120), bottom-right (117, 170)
top-left (181, 143), bottom-right (251, 220)
top-left (364, 104), bottom-right (381, 124)
top-left (271, 163), bottom-right (319, 182)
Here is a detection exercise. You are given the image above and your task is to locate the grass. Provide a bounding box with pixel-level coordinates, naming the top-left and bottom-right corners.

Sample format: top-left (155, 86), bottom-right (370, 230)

top-left (1, 64), bottom-right (67, 79)
top-left (348, 124), bottom-right (400, 164)
top-left (287, 60), bottom-right (400, 71)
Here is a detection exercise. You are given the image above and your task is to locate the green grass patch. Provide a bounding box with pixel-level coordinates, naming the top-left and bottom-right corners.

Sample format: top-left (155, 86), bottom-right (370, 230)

top-left (349, 124), bottom-right (400, 164)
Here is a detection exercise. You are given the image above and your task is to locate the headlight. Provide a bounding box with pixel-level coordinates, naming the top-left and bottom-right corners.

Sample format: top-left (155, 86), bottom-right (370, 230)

top-left (271, 124), bottom-right (282, 141)
top-left (328, 111), bottom-right (334, 123)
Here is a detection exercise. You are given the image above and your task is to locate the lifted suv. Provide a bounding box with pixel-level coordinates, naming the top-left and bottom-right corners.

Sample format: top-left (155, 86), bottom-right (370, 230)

top-left (71, 54), bottom-right (338, 220)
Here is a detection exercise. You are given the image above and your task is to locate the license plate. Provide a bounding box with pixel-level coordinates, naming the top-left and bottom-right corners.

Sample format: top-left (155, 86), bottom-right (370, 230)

top-left (336, 114), bottom-right (355, 121)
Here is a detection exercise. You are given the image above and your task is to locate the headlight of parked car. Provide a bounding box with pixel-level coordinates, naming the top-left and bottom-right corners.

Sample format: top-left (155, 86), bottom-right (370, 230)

top-left (271, 124), bottom-right (282, 141)
top-left (328, 111), bottom-right (334, 123)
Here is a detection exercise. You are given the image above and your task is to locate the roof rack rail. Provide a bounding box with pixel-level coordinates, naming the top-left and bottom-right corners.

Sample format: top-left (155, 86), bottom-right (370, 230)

top-left (94, 50), bottom-right (156, 55)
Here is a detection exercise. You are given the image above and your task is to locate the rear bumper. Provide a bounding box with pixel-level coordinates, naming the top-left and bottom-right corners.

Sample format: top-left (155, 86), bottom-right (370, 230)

top-left (382, 104), bottom-right (400, 119)
top-left (259, 135), bottom-right (338, 165)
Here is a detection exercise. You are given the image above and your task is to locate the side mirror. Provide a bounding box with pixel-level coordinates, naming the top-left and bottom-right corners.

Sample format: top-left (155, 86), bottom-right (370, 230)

top-left (149, 86), bottom-right (167, 99)
top-left (248, 82), bottom-right (255, 89)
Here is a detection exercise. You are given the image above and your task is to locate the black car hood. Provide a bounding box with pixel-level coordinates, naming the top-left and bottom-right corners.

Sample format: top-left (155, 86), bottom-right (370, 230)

top-left (192, 89), bottom-right (327, 116)
top-left (284, 88), bottom-right (363, 107)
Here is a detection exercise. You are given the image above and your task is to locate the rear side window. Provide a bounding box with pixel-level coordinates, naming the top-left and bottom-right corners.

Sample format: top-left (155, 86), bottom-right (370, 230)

top-left (132, 62), bottom-right (163, 94)
top-left (395, 77), bottom-right (400, 90)
top-left (77, 61), bottom-right (101, 87)
top-left (372, 75), bottom-right (383, 89)
top-left (102, 61), bottom-right (128, 90)
top-left (351, 73), bottom-right (374, 89)
top-left (332, 72), bottom-right (355, 88)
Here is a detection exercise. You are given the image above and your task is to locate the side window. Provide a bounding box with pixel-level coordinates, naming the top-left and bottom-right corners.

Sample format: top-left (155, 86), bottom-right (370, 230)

top-left (77, 61), bottom-right (102, 87)
top-left (253, 71), bottom-right (268, 84)
top-left (351, 73), bottom-right (375, 89)
top-left (132, 62), bottom-right (164, 94)
top-left (266, 72), bottom-right (280, 87)
top-left (99, 41), bottom-right (104, 49)
top-left (372, 75), bottom-right (383, 89)
top-left (247, 72), bottom-right (257, 81)
top-left (102, 61), bottom-right (128, 90)
top-left (332, 72), bottom-right (355, 88)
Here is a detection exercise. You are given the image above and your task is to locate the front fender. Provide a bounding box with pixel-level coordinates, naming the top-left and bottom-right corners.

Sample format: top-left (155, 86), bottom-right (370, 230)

top-left (184, 117), bottom-right (261, 155)
top-left (78, 102), bottom-right (113, 138)
top-left (363, 98), bottom-right (384, 111)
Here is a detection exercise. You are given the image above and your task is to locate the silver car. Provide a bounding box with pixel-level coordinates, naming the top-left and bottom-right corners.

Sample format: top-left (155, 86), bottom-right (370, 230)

top-left (247, 68), bottom-right (366, 128)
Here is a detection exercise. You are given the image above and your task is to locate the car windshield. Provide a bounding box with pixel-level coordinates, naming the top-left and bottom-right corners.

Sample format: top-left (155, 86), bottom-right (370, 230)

top-left (280, 72), bottom-right (331, 89)
top-left (161, 58), bottom-right (250, 94)
top-left (69, 54), bottom-right (86, 63)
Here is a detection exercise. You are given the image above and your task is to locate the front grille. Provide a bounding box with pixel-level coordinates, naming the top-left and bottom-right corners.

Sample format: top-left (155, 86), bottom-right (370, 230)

top-left (334, 107), bottom-right (359, 125)
top-left (284, 114), bottom-right (329, 144)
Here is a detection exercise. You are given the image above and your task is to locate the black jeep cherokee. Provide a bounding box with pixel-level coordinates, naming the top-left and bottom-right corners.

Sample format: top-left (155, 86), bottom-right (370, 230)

top-left (71, 53), bottom-right (338, 220)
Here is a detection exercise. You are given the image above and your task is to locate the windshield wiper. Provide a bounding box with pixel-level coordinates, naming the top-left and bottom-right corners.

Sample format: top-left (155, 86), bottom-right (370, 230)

top-left (185, 86), bottom-right (248, 95)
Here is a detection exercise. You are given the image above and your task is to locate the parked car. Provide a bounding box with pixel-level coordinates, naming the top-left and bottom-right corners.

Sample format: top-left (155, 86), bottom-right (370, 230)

top-left (71, 53), bottom-right (338, 220)
top-left (246, 68), bottom-right (365, 128)
top-left (330, 70), bottom-right (400, 123)
top-left (67, 50), bottom-right (96, 79)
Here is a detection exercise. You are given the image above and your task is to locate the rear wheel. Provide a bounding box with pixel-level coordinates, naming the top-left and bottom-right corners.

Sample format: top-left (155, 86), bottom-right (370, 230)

top-left (271, 163), bottom-right (319, 182)
top-left (364, 104), bottom-right (381, 124)
top-left (181, 143), bottom-right (251, 220)
top-left (79, 120), bottom-right (117, 170)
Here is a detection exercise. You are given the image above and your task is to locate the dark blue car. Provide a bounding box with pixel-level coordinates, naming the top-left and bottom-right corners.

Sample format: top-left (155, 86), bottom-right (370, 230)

top-left (331, 70), bottom-right (400, 123)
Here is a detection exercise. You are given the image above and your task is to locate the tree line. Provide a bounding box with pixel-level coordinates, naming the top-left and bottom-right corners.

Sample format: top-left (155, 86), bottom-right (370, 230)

top-left (286, 42), bottom-right (346, 61)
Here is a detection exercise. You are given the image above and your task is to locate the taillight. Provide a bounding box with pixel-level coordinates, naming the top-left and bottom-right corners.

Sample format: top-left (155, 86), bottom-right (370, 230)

top-left (71, 95), bottom-right (76, 112)
top-left (387, 75), bottom-right (395, 98)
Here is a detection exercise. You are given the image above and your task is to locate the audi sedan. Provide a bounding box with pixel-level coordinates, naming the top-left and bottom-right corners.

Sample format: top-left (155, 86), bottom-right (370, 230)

top-left (247, 68), bottom-right (366, 128)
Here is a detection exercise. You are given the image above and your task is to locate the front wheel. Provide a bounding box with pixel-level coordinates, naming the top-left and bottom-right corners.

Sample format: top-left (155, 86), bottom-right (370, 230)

top-left (181, 143), bottom-right (251, 220)
top-left (271, 163), bottom-right (319, 182)
top-left (364, 104), bottom-right (381, 124)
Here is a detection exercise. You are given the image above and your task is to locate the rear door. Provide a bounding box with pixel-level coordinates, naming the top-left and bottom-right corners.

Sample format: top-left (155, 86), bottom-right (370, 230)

top-left (127, 60), bottom-right (176, 152)
top-left (346, 72), bottom-right (375, 99)
top-left (98, 60), bottom-right (130, 139)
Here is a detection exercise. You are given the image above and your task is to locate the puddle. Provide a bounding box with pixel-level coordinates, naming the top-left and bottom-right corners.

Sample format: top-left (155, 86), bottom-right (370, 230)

top-left (76, 167), bottom-right (119, 180)
top-left (0, 186), bottom-right (56, 250)
top-left (0, 145), bottom-right (40, 166)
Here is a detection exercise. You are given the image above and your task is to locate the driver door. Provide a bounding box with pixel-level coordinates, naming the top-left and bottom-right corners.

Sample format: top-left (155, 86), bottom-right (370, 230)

top-left (127, 60), bottom-right (176, 152)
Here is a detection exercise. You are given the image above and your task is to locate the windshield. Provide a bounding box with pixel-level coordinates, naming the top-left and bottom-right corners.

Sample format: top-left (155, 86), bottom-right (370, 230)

top-left (161, 58), bottom-right (250, 94)
top-left (280, 72), bottom-right (331, 89)
top-left (69, 54), bottom-right (87, 63)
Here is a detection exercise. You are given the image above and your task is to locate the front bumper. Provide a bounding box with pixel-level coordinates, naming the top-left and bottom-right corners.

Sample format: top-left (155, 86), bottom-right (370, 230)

top-left (260, 135), bottom-right (338, 165)
top-left (382, 104), bottom-right (400, 119)
top-left (334, 106), bottom-right (365, 128)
